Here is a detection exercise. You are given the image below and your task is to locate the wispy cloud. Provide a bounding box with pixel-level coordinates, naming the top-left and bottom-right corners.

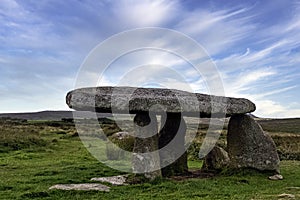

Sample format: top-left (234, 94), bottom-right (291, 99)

top-left (223, 68), bottom-right (276, 96)
top-left (0, 0), bottom-right (299, 117)
top-left (112, 0), bottom-right (179, 28)
top-left (175, 7), bottom-right (256, 55)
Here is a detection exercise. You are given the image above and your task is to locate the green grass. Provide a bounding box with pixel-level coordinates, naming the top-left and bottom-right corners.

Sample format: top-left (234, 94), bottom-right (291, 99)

top-left (0, 132), bottom-right (122, 199)
top-left (0, 120), bottom-right (300, 199)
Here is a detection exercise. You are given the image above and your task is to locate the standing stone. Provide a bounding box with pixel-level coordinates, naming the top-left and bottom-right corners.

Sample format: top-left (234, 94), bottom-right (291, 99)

top-left (159, 113), bottom-right (188, 177)
top-left (132, 112), bottom-right (161, 180)
top-left (201, 146), bottom-right (230, 172)
top-left (227, 114), bottom-right (280, 173)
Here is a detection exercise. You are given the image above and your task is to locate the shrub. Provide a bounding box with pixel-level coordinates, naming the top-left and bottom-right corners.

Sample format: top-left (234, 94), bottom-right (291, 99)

top-left (0, 123), bottom-right (47, 152)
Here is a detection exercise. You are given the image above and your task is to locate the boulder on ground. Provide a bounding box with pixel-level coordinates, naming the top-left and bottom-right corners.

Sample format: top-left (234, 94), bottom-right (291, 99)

top-left (201, 146), bottom-right (230, 172)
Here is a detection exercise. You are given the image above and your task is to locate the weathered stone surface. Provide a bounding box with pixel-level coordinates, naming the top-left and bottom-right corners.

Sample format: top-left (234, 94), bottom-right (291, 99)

top-left (132, 112), bottom-right (161, 180)
top-left (159, 113), bottom-right (188, 176)
top-left (227, 114), bottom-right (280, 173)
top-left (201, 146), bottom-right (230, 172)
top-left (91, 175), bottom-right (128, 185)
top-left (49, 183), bottom-right (110, 191)
top-left (66, 86), bottom-right (256, 117)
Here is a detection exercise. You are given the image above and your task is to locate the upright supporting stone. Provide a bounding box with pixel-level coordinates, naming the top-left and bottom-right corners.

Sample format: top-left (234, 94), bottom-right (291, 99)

top-left (227, 114), bottom-right (280, 173)
top-left (159, 113), bottom-right (188, 177)
top-left (132, 112), bottom-right (161, 180)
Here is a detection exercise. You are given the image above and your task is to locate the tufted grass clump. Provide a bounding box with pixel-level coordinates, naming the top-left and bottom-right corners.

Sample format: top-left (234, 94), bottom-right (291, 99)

top-left (0, 124), bottom-right (47, 152)
top-left (272, 134), bottom-right (300, 160)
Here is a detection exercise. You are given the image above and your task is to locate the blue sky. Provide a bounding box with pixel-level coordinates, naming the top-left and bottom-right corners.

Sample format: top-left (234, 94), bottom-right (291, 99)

top-left (0, 0), bottom-right (299, 118)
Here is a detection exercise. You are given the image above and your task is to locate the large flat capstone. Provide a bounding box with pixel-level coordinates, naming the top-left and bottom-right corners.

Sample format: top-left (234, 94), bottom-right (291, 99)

top-left (66, 87), bottom-right (255, 117)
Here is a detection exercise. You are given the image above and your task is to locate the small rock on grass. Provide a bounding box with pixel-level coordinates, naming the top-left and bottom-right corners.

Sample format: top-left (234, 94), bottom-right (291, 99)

top-left (91, 175), bottom-right (128, 185)
top-left (277, 193), bottom-right (295, 198)
top-left (286, 187), bottom-right (300, 190)
top-left (268, 174), bottom-right (283, 180)
top-left (49, 183), bottom-right (110, 191)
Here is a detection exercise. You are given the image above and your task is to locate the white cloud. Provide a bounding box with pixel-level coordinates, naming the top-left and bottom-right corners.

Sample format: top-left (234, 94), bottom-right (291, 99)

top-left (113, 0), bottom-right (179, 28)
top-left (222, 68), bottom-right (276, 97)
top-left (254, 100), bottom-right (300, 118)
top-left (253, 86), bottom-right (297, 99)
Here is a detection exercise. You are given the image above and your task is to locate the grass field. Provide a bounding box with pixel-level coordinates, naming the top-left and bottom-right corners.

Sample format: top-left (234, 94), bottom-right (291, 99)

top-left (0, 118), bottom-right (300, 199)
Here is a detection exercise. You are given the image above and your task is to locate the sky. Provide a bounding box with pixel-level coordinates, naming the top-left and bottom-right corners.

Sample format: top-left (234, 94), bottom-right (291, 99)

top-left (0, 0), bottom-right (299, 118)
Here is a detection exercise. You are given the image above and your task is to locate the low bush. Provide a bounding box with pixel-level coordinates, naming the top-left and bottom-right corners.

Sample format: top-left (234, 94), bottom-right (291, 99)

top-left (272, 135), bottom-right (300, 160)
top-left (0, 125), bottom-right (47, 152)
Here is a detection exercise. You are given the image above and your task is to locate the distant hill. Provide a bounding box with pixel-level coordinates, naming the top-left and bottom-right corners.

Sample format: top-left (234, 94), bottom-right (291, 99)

top-left (248, 113), bottom-right (259, 118)
top-left (0, 111), bottom-right (112, 121)
top-left (257, 118), bottom-right (300, 134)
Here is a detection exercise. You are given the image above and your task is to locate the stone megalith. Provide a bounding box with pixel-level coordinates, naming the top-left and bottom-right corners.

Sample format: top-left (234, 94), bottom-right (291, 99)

top-left (66, 86), bottom-right (258, 178)
top-left (227, 114), bottom-right (280, 173)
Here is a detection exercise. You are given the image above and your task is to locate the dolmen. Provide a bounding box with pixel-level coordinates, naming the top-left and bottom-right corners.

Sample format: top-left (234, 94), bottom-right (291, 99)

top-left (66, 86), bottom-right (280, 179)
